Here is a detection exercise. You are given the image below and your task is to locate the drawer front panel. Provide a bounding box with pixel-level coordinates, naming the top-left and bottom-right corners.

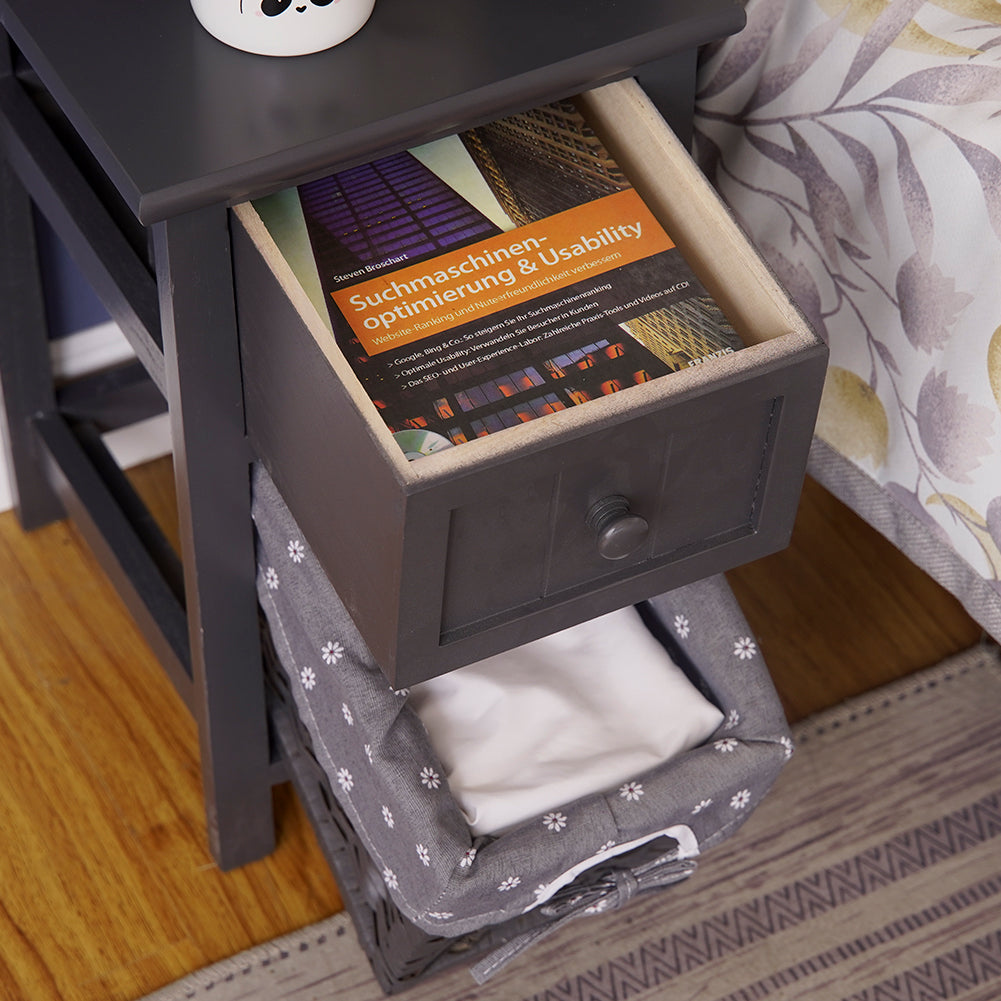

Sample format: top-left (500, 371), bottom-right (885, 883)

top-left (544, 414), bottom-right (670, 592)
top-left (437, 387), bottom-right (780, 639)
top-left (234, 78), bottom-right (829, 687)
top-left (649, 394), bottom-right (778, 556)
top-left (441, 473), bottom-right (555, 634)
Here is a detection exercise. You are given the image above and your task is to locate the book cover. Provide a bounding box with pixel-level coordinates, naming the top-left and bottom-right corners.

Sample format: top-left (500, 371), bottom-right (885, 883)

top-left (257, 100), bottom-right (744, 459)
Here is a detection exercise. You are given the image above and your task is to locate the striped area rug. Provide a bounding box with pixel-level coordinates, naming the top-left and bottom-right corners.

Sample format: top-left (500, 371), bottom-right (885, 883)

top-left (143, 642), bottom-right (1001, 1001)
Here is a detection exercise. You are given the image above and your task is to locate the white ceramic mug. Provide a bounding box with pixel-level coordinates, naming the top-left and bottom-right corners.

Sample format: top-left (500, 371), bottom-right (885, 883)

top-left (191, 0), bottom-right (376, 57)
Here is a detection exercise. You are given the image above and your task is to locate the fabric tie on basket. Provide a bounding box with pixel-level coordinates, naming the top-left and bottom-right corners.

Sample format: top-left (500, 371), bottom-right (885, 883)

top-left (469, 835), bottom-right (697, 984)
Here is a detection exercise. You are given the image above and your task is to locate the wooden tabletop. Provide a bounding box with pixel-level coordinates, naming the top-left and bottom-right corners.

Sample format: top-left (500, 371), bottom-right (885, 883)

top-left (1, 0), bottom-right (744, 223)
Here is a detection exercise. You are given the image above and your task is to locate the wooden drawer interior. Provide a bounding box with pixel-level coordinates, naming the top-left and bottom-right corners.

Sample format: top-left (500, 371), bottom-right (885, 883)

top-left (232, 78), bottom-right (828, 686)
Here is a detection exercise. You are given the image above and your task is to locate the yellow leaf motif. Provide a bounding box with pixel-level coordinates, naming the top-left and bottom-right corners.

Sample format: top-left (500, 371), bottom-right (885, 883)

top-left (815, 366), bottom-right (889, 467)
top-left (816, 0), bottom-right (985, 57)
top-left (989, 325), bottom-right (1001, 415)
top-left (927, 493), bottom-right (1001, 578)
top-left (931, 0), bottom-right (1001, 27)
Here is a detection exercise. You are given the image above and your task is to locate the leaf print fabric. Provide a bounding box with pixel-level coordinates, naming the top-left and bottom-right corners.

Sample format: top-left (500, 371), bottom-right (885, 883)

top-left (696, 0), bottom-right (1001, 638)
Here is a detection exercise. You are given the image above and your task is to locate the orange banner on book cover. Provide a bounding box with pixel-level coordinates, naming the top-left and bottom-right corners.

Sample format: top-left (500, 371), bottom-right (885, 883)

top-left (330, 188), bottom-right (675, 356)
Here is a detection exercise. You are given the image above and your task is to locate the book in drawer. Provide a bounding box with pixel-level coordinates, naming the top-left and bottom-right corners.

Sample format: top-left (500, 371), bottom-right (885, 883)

top-left (232, 78), bottom-right (828, 688)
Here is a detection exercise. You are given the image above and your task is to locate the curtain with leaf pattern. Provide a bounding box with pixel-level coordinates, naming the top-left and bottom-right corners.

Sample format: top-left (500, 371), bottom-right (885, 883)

top-left (695, 0), bottom-right (1001, 624)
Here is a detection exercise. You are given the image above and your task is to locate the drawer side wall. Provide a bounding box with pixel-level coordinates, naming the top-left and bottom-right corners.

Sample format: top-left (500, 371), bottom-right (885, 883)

top-left (233, 217), bottom-right (408, 672)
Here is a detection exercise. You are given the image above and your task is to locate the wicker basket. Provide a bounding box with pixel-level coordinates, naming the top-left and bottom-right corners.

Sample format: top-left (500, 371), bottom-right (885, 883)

top-left (253, 464), bottom-right (793, 992)
top-left (265, 629), bottom-right (557, 991)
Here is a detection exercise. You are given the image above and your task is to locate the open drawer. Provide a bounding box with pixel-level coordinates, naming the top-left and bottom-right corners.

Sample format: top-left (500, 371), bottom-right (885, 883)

top-left (232, 78), bottom-right (828, 688)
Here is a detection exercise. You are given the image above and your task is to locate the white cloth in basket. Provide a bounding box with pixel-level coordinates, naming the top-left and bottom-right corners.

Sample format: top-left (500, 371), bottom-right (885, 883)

top-left (409, 606), bottom-right (724, 835)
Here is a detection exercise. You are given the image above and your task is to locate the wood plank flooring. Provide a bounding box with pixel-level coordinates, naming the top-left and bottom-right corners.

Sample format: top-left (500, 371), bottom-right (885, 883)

top-left (0, 457), bottom-right (984, 1001)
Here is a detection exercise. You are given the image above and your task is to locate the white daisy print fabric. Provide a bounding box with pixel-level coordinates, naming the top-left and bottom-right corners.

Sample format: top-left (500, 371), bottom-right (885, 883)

top-left (252, 464), bottom-right (792, 940)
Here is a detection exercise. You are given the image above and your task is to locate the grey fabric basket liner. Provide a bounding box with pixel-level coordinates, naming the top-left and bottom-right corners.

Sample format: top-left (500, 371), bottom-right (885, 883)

top-left (252, 463), bottom-right (792, 938)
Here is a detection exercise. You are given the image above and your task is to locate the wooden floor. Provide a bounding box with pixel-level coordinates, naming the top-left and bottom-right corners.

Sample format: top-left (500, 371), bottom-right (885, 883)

top-left (0, 456), bottom-right (984, 1001)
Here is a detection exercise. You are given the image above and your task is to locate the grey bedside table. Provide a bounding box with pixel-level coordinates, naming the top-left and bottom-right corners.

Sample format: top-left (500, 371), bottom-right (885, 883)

top-left (0, 0), bottom-right (746, 869)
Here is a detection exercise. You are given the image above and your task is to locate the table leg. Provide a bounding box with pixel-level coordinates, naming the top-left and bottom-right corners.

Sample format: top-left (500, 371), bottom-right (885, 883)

top-left (154, 206), bottom-right (276, 869)
top-left (637, 49), bottom-right (699, 148)
top-left (0, 110), bottom-right (65, 528)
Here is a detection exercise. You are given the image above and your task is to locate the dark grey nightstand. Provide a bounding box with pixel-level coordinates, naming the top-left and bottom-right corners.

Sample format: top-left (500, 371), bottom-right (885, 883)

top-left (0, 0), bottom-right (749, 869)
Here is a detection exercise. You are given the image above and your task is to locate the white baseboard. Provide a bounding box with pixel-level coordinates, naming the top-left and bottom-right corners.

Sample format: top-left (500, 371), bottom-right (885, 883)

top-left (0, 323), bottom-right (173, 514)
top-left (49, 319), bottom-right (138, 380)
top-left (0, 464), bottom-right (13, 514)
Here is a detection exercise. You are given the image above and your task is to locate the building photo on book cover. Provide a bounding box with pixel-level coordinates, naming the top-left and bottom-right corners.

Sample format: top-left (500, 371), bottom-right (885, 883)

top-left (257, 100), bottom-right (744, 459)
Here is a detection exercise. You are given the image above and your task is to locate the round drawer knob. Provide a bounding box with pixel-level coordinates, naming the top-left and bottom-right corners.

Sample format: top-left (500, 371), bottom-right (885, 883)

top-left (586, 495), bottom-right (649, 561)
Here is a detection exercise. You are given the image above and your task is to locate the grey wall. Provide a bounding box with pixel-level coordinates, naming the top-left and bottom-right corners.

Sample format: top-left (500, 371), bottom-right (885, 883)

top-left (34, 209), bottom-right (110, 339)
